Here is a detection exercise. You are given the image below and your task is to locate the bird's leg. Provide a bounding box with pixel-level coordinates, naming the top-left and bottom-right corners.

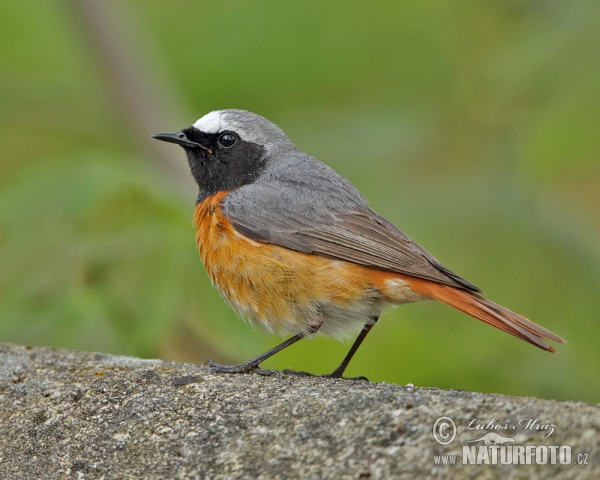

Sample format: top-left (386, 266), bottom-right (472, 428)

top-left (326, 315), bottom-right (379, 379)
top-left (205, 320), bottom-right (323, 376)
top-left (283, 315), bottom-right (380, 381)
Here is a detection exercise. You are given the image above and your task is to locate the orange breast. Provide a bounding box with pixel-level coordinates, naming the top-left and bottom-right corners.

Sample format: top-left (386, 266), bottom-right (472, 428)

top-left (193, 191), bottom-right (426, 338)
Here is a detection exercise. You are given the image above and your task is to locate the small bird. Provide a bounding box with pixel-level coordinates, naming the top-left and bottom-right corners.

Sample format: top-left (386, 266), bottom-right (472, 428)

top-left (153, 109), bottom-right (565, 378)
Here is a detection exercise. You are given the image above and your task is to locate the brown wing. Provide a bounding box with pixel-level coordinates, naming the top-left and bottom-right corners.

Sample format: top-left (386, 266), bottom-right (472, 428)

top-left (225, 201), bottom-right (482, 293)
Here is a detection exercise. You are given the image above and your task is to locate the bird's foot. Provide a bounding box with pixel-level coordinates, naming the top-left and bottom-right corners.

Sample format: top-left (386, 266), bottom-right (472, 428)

top-left (282, 369), bottom-right (369, 382)
top-left (204, 360), bottom-right (280, 377)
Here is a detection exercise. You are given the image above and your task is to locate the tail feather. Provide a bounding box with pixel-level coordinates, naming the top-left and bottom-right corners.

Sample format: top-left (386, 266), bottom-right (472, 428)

top-left (410, 280), bottom-right (565, 352)
top-left (480, 298), bottom-right (564, 343)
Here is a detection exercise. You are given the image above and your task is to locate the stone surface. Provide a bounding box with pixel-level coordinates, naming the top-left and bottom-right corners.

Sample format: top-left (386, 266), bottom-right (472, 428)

top-left (0, 343), bottom-right (598, 479)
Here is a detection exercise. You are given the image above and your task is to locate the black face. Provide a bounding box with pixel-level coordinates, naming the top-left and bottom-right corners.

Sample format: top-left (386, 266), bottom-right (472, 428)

top-left (179, 127), bottom-right (267, 203)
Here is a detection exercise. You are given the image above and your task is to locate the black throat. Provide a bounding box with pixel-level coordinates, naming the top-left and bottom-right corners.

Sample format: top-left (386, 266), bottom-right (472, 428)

top-left (180, 128), bottom-right (267, 204)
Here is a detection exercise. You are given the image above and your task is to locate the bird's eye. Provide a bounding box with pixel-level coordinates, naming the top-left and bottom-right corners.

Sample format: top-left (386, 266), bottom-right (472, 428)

top-left (218, 133), bottom-right (237, 148)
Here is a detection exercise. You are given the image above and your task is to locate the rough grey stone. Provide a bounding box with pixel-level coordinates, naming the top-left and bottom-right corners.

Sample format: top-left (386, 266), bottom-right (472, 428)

top-left (0, 343), bottom-right (597, 479)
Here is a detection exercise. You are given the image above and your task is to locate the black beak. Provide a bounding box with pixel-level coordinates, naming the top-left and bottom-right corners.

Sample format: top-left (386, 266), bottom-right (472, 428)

top-left (152, 131), bottom-right (201, 148)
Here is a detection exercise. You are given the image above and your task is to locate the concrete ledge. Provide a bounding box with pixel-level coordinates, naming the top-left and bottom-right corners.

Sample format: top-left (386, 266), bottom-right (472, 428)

top-left (0, 343), bottom-right (597, 479)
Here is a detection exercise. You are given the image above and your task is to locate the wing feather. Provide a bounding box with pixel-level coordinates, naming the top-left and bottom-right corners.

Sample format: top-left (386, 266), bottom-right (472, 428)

top-left (223, 186), bottom-right (481, 293)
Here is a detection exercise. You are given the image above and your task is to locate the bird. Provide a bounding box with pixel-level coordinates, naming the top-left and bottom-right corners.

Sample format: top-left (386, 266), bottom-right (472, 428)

top-left (152, 109), bottom-right (565, 378)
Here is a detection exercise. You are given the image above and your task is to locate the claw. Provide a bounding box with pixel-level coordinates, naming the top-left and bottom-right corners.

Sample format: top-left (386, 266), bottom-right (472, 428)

top-left (282, 369), bottom-right (369, 382)
top-left (203, 361), bottom-right (367, 381)
top-left (204, 360), bottom-right (280, 377)
top-left (281, 369), bottom-right (313, 377)
top-left (251, 367), bottom-right (281, 377)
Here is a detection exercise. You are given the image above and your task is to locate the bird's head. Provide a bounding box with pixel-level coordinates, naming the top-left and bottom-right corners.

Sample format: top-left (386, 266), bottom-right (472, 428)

top-left (152, 109), bottom-right (295, 201)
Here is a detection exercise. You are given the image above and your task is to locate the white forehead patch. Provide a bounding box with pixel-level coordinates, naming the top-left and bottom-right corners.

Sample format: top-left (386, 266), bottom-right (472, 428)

top-left (192, 111), bottom-right (228, 133)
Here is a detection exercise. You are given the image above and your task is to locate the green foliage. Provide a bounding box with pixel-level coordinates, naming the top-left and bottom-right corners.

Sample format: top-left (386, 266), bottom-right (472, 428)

top-left (1, 1), bottom-right (599, 402)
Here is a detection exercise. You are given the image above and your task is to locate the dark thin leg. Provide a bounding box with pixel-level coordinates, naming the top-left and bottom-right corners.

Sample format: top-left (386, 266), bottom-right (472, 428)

top-left (283, 315), bottom-right (380, 380)
top-left (327, 315), bottom-right (379, 378)
top-left (205, 321), bottom-right (322, 376)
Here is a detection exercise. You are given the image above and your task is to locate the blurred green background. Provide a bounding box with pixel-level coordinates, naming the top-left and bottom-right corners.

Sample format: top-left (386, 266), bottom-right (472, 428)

top-left (1, 1), bottom-right (599, 403)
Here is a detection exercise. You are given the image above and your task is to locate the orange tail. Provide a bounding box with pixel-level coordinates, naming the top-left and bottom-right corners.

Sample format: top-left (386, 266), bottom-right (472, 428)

top-left (410, 280), bottom-right (566, 352)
